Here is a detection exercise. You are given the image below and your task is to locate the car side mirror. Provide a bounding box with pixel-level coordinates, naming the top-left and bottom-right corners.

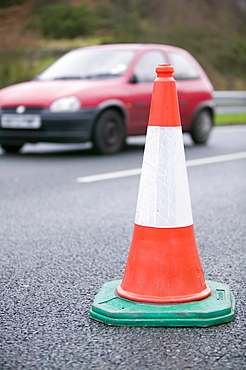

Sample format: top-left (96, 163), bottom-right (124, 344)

top-left (129, 74), bottom-right (138, 83)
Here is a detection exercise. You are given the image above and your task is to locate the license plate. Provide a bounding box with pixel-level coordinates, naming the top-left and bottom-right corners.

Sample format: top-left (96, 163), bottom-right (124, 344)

top-left (1, 114), bottom-right (41, 129)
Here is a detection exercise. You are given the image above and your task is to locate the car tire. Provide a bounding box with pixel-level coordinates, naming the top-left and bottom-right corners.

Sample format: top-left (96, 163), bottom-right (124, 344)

top-left (1, 144), bottom-right (23, 153)
top-left (93, 109), bottom-right (126, 154)
top-left (190, 109), bottom-right (213, 144)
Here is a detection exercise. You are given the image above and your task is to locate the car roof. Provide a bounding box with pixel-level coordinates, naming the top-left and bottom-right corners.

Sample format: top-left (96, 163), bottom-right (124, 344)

top-left (77, 43), bottom-right (186, 53)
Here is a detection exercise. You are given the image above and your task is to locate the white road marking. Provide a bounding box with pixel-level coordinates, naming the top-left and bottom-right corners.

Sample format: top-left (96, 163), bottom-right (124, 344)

top-left (76, 168), bottom-right (142, 183)
top-left (186, 151), bottom-right (246, 167)
top-left (76, 151), bottom-right (246, 183)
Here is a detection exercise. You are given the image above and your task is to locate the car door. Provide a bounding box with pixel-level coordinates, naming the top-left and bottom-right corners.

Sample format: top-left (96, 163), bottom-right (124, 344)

top-left (126, 50), bottom-right (167, 135)
top-left (167, 51), bottom-right (201, 130)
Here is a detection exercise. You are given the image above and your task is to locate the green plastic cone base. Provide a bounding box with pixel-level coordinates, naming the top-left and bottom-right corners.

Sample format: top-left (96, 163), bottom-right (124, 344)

top-left (90, 280), bottom-right (235, 327)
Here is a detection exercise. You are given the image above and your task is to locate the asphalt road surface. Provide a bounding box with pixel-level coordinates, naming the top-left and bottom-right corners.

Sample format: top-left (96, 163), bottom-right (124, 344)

top-left (1, 125), bottom-right (246, 369)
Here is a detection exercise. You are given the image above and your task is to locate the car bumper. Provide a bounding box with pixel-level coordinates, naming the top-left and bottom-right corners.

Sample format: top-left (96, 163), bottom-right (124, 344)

top-left (0, 107), bottom-right (97, 145)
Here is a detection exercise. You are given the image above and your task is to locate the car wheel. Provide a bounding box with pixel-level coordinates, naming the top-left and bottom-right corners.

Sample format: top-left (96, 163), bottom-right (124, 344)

top-left (190, 109), bottom-right (213, 144)
top-left (1, 144), bottom-right (23, 153)
top-left (93, 109), bottom-right (126, 154)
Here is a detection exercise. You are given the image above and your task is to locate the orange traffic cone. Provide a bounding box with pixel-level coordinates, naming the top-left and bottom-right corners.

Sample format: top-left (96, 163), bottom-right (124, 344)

top-left (90, 64), bottom-right (235, 326)
top-left (116, 64), bottom-right (211, 303)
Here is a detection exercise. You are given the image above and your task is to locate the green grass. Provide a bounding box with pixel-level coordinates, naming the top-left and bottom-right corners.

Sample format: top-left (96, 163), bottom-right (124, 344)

top-left (215, 113), bottom-right (246, 125)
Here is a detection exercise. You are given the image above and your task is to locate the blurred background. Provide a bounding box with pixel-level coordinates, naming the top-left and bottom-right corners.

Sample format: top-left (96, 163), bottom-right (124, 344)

top-left (0, 0), bottom-right (245, 91)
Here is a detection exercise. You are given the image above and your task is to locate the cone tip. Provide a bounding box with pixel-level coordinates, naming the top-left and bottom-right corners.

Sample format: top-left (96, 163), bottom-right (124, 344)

top-left (156, 64), bottom-right (174, 77)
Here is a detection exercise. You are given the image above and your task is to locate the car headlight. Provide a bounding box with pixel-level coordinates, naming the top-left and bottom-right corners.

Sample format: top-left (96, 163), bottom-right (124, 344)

top-left (50, 96), bottom-right (81, 112)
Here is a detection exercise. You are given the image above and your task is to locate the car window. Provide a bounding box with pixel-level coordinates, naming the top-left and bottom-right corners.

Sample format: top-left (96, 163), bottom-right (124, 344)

top-left (37, 49), bottom-right (136, 80)
top-left (168, 52), bottom-right (199, 80)
top-left (133, 51), bottom-right (167, 82)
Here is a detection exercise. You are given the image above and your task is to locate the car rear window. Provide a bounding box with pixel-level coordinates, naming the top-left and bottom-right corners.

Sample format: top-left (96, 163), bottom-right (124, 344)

top-left (134, 51), bottom-right (168, 82)
top-left (168, 52), bottom-right (199, 80)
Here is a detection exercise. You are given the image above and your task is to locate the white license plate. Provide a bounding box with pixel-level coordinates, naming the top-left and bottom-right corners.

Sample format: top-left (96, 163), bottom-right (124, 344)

top-left (1, 114), bottom-right (41, 129)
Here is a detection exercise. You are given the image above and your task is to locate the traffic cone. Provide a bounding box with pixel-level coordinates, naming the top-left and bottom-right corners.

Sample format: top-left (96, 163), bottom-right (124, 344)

top-left (90, 64), bottom-right (235, 326)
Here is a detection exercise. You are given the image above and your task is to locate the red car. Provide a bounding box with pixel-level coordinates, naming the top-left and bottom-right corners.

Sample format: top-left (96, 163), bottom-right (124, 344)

top-left (0, 43), bottom-right (215, 154)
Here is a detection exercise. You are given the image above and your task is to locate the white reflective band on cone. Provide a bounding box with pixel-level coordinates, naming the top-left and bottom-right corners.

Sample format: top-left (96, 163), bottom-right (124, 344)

top-left (135, 126), bottom-right (193, 228)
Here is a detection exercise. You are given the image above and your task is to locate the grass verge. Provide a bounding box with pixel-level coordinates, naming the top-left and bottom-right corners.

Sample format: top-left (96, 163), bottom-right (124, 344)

top-left (215, 113), bottom-right (246, 125)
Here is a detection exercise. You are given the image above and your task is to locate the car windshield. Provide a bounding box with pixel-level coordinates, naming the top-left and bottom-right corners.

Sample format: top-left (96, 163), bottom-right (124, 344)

top-left (37, 49), bottom-right (136, 81)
